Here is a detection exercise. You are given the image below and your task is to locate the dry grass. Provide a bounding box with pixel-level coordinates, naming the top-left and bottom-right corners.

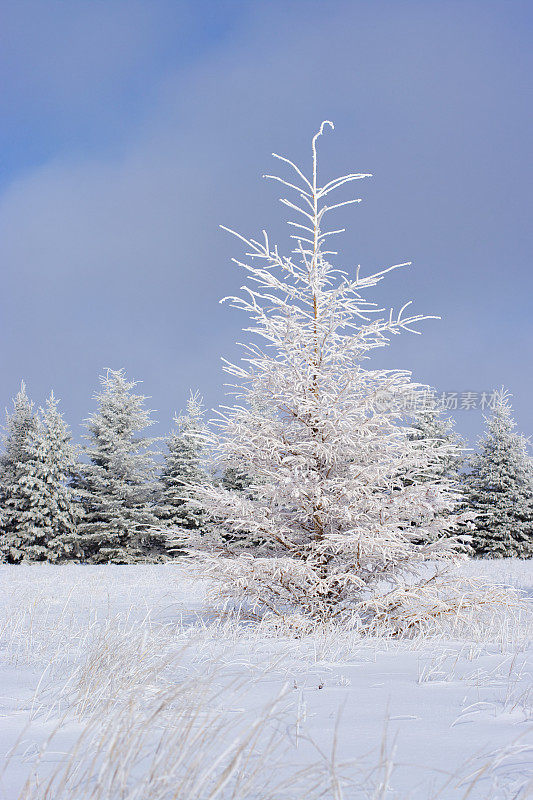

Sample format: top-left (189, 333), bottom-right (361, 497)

top-left (9, 620), bottom-right (361, 800)
top-left (0, 561), bottom-right (531, 799)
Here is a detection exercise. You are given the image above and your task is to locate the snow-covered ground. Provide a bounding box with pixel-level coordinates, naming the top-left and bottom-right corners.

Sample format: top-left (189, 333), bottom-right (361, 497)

top-left (0, 560), bottom-right (531, 799)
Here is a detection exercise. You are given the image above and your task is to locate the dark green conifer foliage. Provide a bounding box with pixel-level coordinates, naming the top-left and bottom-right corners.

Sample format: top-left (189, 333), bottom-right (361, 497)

top-left (74, 369), bottom-right (165, 563)
top-left (1, 393), bottom-right (82, 562)
top-left (464, 389), bottom-right (533, 558)
top-left (158, 392), bottom-right (208, 531)
top-left (0, 382), bottom-right (37, 561)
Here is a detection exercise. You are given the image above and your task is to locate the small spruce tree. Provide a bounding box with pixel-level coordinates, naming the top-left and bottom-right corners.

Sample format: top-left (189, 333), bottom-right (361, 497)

top-left (404, 400), bottom-right (466, 544)
top-left (407, 401), bottom-right (464, 483)
top-left (219, 402), bottom-right (265, 496)
top-left (0, 381), bottom-right (36, 489)
top-left (158, 391), bottom-right (208, 531)
top-left (0, 382), bottom-right (38, 561)
top-left (1, 392), bottom-right (82, 563)
top-left (74, 369), bottom-right (164, 563)
top-left (221, 466), bottom-right (254, 493)
top-left (464, 389), bottom-right (533, 558)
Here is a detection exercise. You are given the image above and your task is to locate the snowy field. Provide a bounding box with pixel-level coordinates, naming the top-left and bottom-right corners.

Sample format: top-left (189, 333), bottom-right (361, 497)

top-left (0, 561), bottom-right (531, 799)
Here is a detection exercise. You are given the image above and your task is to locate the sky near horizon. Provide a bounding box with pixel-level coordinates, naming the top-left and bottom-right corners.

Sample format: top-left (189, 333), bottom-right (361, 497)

top-left (1, 0), bottom-right (531, 447)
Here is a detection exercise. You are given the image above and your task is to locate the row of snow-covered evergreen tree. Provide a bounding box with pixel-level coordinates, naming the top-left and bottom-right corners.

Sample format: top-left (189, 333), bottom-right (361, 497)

top-left (0, 368), bottom-right (531, 564)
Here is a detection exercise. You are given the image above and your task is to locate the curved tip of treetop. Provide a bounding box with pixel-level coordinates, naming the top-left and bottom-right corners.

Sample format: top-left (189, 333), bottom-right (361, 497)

top-left (312, 121), bottom-right (335, 150)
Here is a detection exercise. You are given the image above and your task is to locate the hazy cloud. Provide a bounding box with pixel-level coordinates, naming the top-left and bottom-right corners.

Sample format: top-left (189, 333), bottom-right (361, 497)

top-left (0, 0), bottom-right (531, 442)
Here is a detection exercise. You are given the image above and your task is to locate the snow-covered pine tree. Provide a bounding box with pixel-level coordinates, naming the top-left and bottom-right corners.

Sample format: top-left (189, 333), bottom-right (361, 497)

top-left (74, 369), bottom-right (164, 563)
top-left (38, 392), bottom-right (83, 560)
top-left (220, 402), bottom-right (264, 496)
top-left (0, 382), bottom-right (37, 560)
top-left (184, 122), bottom-right (475, 631)
top-left (0, 381), bottom-right (36, 490)
top-left (407, 401), bottom-right (464, 482)
top-left (464, 389), bottom-right (533, 558)
top-left (403, 400), bottom-right (466, 544)
top-left (157, 391), bottom-right (208, 531)
top-left (221, 466), bottom-right (254, 493)
top-left (1, 392), bottom-right (82, 563)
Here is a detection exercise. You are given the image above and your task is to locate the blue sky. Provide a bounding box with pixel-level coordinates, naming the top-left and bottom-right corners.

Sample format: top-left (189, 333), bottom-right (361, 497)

top-left (1, 0), bottom-right (532, 446)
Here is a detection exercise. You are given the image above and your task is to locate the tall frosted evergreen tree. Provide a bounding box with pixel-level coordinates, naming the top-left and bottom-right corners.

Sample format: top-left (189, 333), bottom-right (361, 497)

top-left (74, 369), bottom-right (164, 563)
top-left (464, 389), bottom-right (533, 558)
top-left (1, 393), bottom-right (82, 563)
top-left (158, 391), bottom-right (208, 531)
top-left (185, 122), bottom-right (477, 630)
